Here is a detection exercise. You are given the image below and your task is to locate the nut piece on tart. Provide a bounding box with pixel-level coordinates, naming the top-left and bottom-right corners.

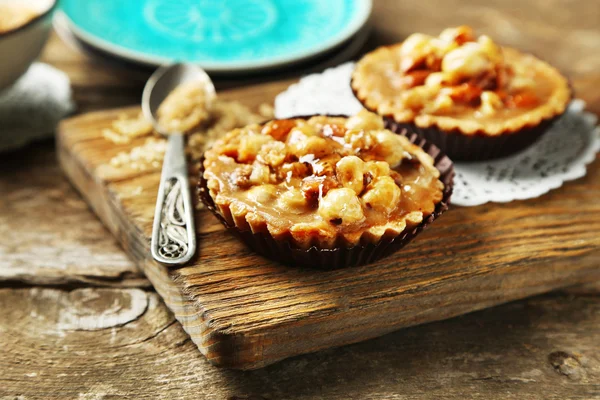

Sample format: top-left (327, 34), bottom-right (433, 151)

top-left (200, 110), bottom-right (451, 267)
top-left (351, 26), bottom-right (572, 160)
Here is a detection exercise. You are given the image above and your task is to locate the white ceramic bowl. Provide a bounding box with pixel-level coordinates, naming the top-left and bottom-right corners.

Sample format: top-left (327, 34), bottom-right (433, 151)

top-left (0, 0), bottom-right (56, 91)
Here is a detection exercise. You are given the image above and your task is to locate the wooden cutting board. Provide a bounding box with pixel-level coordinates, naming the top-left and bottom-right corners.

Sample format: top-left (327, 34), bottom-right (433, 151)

top-left (57, 81), bottom-right (600, 370)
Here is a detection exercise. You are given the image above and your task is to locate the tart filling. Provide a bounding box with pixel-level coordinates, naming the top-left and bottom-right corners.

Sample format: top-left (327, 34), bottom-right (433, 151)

top-left (351, 26), bottom-right (571, 136)
top-left (202, 110), bottom-right (444, 250)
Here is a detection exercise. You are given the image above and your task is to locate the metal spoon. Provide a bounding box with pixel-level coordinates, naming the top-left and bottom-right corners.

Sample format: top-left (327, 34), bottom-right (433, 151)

top-left (142, 63), bottom-right (216, 265)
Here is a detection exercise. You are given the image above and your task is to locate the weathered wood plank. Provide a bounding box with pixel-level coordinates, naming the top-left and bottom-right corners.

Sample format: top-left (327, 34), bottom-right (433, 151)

top-left (57, 87), bottom-right (600, 369)
top-left (0, 143), bottom-right (148, 288)
top-left (0, 287), bottom-right (598, 399)
top-left (45, 0), bottom-right (600, 368)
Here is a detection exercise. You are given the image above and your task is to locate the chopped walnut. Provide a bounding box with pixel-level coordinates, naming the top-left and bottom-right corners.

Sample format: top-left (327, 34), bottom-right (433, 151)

top-left (261, 119), bottom-right (297, 141)
top-left (345, 109), bottom-right (385, 130)
top-left (280, 162), bottom-right (311, 179)
top-left (229, 164), bottom-right (253, 189)
top-left (286, 129), bottom-right (309, 147)
top-left (238, 133), bottom-right (273, 163)
top-left (364, 161), bottom-right (391, 179)
top-left (344, 129), bottom-right (376, 152)
top-left (246, 185), bottom-right (277, 203)
top-left (478, 35), bottom-right (503, 64)
top-left (290, 122), bottom-right (319, 137)
top-left (307, 116), bottom-right (348, 132)
top-left (249, 162), bottom-right (272, 185)
top-left (398, 33), bottom-right (437, 72)
top-left (312, 154), bottom-right (341, 177)
top-left (446, 83), bottom-right (483, 105)
top-left (438, 26), bottom-right (476, 46)
top-left (257, 141), bottom-right (287, 167)
top-left (448, 36), bottom-right (500, 84)
top-left (318, 188), bottom-right (365, 226)
top-left (288, 136), bottom-right (331, 158)
top-left (301, 175), bottom-right (338, 206)
top-left (321, 123), bottom-right (347, 138)
top-left (373, 130), bottom-right (407, 167)
top-left (336, 156), bottom-right (365, 195)
top-left (479, 91), bottom-right (503, 115)
top-left (442, 42), bottom-right (493, 83)
top-left (362, 176), bottom-right (402, 214)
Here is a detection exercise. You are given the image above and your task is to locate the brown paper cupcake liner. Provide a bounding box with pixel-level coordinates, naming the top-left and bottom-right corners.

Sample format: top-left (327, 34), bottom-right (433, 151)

top-left (384, 116), bottom-right (561, 161)
top-left (198, 120), bottom-right (454, 270)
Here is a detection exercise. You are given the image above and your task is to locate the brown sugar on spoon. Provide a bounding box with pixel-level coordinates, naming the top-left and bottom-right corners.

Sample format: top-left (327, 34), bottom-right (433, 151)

top-left (156, 80), bottom-right (215, 134)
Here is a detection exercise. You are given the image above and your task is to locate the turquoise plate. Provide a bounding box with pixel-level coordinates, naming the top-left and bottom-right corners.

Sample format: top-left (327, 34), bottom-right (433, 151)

top-left (60, 0), bottom-right (372, 72)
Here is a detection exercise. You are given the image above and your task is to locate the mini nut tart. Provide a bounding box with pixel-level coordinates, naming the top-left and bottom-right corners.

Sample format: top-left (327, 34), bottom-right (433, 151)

top-left (200, 110), bottom-right (447, 256)
top-left (351, 26), bottom-right (572, 160)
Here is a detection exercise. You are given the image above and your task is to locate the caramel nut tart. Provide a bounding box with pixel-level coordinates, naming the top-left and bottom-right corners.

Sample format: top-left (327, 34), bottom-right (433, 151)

top-left (199, 110), bottom-right (453, 269)
top-left (351, 26), bottom-right (572, 160)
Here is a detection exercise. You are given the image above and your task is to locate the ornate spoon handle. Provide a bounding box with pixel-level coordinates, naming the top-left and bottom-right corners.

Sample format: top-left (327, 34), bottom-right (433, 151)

top-left (151, 134), bottom-right (196, 265)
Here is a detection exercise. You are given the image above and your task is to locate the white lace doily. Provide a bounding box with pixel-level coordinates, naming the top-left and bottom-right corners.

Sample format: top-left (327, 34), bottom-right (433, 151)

top-left (0, 63), bottom-right (75, 152)
top-left (275, 62), bottom-right (600, 206)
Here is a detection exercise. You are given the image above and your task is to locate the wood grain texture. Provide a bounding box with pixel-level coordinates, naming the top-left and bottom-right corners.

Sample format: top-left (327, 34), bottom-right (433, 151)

top-left (1, 287), bottom-right (598, 399)
top-left (0, 142), bottom-right (148, 288)
top-left (57, 84), bottom-right (600, 368)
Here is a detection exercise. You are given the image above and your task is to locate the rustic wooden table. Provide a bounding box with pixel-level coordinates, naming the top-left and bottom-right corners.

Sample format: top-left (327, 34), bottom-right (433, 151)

top-left (2, 1), bottom-right (599, 398)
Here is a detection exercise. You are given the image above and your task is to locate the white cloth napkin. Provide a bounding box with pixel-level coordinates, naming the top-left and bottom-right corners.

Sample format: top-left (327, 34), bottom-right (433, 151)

top-left (0, 62), bottom-right (75, 152)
